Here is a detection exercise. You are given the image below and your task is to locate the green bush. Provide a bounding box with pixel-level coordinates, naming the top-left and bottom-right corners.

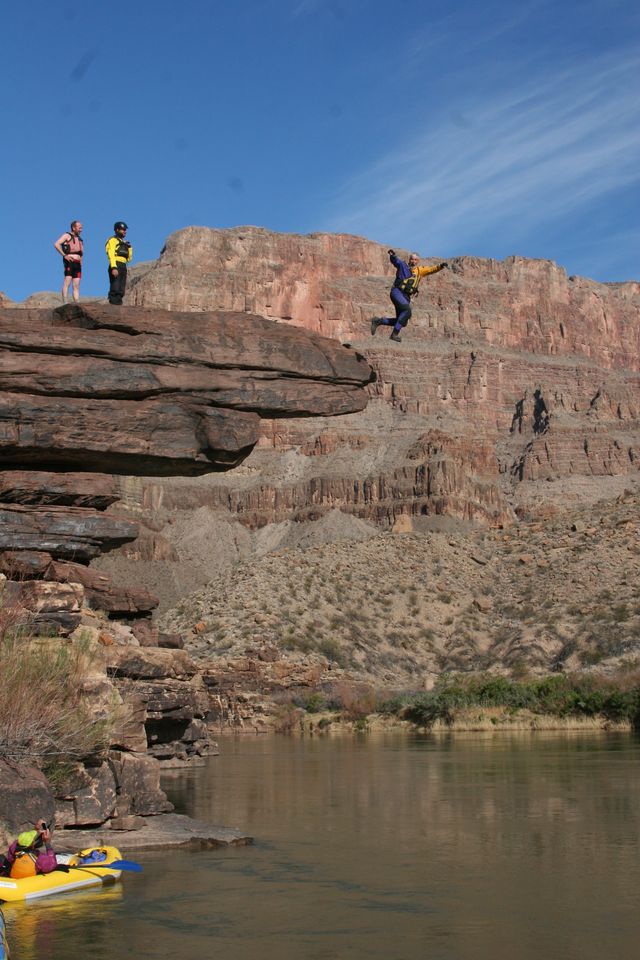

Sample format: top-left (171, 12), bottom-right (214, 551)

top-left (386, 672), bottom-right (640, 727)
top-left (303, 692), bottom-right (326, 713)
top-left (401, 692), bottom-right (455, 728)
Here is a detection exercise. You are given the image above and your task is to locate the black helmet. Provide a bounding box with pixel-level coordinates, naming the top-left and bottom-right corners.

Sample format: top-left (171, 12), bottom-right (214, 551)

top-left (114, 221), bottom-right (128, 231)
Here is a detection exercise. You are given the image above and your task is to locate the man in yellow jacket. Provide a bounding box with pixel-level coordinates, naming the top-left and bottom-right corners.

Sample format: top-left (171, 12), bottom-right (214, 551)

top-left (371, 249), bottom-right (448, 342)
top-left (105, 221), bottom-right (133, 305)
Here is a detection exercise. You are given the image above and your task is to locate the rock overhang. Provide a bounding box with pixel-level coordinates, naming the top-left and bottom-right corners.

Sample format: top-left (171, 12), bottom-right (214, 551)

top-left (0, 302), bottom-right (375, 476)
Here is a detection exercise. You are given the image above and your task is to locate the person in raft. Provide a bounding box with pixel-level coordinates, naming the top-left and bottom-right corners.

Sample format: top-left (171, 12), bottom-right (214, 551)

top-left (371, 249), bottom-right (448, 343)
top-left (0, 819), bottom-right (57, 878)
top-left (53, 220), bottom-right (84, 303)
top-left (106, 221), bottom-right (133, 305)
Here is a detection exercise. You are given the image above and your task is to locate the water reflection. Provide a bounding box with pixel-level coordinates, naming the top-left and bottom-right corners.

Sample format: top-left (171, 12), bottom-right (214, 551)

top-left (163, 732), bottom-right (640, 960)
top-left (2, 886), bottom-right (123, 960)
top-left (4, 732), bottom-right (640, 960)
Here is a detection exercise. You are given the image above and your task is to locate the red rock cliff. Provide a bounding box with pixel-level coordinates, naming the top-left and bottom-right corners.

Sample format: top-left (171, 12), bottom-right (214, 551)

top-left (119, 226), bottom-right (639, 536)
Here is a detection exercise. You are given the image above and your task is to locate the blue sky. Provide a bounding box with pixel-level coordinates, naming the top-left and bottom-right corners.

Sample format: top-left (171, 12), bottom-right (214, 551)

top-left (2, 0), bottom-right (639, 301)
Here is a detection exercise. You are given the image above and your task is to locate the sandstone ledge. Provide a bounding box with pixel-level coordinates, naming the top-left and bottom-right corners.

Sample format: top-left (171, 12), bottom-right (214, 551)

top-left (57, 812), bottom-right (252, 852)
top-left (0, 302), bottom-right (374, 476)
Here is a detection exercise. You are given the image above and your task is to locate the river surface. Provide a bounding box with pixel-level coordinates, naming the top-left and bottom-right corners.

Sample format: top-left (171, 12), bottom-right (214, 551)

top-left (5, 731), bottom-right (640, 960)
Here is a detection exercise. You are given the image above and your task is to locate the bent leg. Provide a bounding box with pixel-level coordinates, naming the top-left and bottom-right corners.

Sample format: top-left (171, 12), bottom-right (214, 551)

top-left (391, 288), bottom-right (411, 332)
top-left (378, 289), bottom-right (408, 326)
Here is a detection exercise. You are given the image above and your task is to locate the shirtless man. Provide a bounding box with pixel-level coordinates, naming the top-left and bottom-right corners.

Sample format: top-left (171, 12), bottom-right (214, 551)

top-left (53, 220), bottom-right (84, 303)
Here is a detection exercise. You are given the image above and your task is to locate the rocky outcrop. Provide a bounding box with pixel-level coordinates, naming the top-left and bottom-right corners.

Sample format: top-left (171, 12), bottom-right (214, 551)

top-left (0, 761), bottom-right (56, 835)
top-left (59, 812), bottom-right (252, 851)
top-left (0, 300), bottom-right (372, 625)
top-left (0, 295), bottom-right (373, 836)
top-left (0, 301), bottom-right (372, 475)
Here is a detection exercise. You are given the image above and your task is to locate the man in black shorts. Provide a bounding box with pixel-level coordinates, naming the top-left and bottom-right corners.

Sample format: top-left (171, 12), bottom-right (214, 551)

top-left (54, 221), bottom-right (84, 302)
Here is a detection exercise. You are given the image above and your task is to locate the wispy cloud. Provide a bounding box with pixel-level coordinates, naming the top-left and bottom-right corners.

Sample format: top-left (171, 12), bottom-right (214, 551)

top-left (326, 51), bottom-right (640, 258)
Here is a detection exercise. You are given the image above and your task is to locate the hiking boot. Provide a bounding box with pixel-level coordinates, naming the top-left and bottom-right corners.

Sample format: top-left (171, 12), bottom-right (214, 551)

top-left (390, 330), bottom-right (402, 343)
top-left (371, 317), bottom-right (382, 335)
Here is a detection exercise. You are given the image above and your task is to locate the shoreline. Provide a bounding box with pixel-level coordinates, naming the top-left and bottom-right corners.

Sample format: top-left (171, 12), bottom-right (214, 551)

top-left (210, 708), bottom-right (633, 737)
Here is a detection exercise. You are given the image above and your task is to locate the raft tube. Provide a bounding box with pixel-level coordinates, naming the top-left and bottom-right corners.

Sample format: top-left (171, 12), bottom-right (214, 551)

top-left (0, 907), bottom-right (7, 959)
top-left (0, 847), bottom-right (122, 903)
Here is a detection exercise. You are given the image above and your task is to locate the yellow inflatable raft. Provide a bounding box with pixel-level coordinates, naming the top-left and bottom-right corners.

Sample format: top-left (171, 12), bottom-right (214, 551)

top-left (0, 847), bottom-right (122, 903)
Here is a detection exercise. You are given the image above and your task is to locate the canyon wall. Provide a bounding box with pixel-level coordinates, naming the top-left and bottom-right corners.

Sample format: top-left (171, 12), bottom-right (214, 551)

top-left (90, 227), bottom-right (640, 606)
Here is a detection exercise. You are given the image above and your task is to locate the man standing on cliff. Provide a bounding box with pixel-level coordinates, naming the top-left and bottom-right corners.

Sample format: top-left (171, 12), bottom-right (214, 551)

top-left (371, 249), bottom-right (448, 343)
top-left (53, 220), bottom-right (84, 303)
top-left (105, 221), bottom-right (133, 305)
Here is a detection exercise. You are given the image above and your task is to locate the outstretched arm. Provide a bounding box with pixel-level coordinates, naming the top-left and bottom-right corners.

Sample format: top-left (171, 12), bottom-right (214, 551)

top-left (416, 262), bottom-right (448, 278)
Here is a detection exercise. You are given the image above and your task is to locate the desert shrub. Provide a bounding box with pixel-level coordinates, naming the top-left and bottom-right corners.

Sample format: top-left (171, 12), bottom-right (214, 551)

top-left (0, 624), bottom-right (123, 775)
top-left (318, 637), bottom-right (348, 666)
top-left (280, 633), bottom-right (315, 653)
top-left (273, 702), bottom-right (304, 734)
top-left (385, 672), bottom-right (640, 727)
top-left (325, 681), bottom-right (377, 720)
top-left (296, 692), bottom-right (326, 713)
top-left (613, 605), bottom-right (630, 623)
top-left (400, 692), bottom-right (455, 728)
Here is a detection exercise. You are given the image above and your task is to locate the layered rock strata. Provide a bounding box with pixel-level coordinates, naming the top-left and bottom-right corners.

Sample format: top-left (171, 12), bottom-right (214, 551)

top-left (0, 300), bottom-right (372, 624)
top-left (0, 301), bottom-right (372, 475)
top-left (0, 296), bottom-right (372, 833)
top-left (88, 227), bottom-right (640, 608)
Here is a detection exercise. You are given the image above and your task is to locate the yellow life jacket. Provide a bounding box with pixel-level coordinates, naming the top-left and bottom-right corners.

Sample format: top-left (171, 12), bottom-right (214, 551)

top-left (397, 274), bottom-right (421, 298)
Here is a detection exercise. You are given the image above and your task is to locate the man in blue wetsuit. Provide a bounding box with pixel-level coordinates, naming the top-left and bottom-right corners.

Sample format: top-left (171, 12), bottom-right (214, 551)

top-left (371, 249), bottom-right (448, 343)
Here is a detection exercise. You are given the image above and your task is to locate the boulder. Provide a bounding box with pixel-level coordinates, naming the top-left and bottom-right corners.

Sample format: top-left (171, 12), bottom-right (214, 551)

top-left (55, 762), bottom-right (117, 827)
top-left (0, 760), bottom-right (55, 834)
top-left (129, 620), bottom-right (159, 647)
top-left (0, 550), bottom-right (52, 579)
top-left (105, 647), bottom-right (197, 681)
top-left (158, 632), bottom-right (184, 650)
top-left (107, 750), bottom-right (173, 817)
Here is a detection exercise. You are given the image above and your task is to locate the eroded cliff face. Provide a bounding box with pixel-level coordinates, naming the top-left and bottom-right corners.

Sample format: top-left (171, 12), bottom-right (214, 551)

top-left (0, 298), bottom-right (372, 621)
top-left (0, 297), bottom-right (373, 827)
top-left (100, 227), bottom-right (640, 602)
top-left (2, 230), bottom-right (640, 702)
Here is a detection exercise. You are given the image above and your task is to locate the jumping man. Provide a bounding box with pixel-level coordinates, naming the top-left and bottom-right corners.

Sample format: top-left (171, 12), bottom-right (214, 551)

top-left (371, 249), bottom-right (448, 343)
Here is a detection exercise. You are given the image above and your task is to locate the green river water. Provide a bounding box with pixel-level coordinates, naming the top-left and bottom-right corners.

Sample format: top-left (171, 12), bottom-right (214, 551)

top-left (4, 731), bottom-right (640, 960)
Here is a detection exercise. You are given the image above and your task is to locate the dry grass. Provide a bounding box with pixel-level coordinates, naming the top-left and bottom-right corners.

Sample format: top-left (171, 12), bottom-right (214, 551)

top-left (0, 592), bottom-right (125, 772)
